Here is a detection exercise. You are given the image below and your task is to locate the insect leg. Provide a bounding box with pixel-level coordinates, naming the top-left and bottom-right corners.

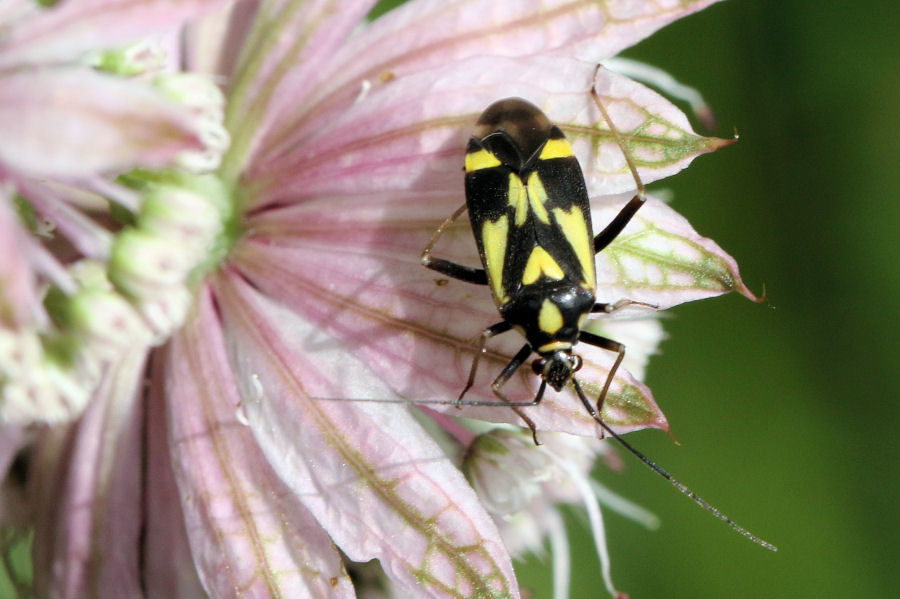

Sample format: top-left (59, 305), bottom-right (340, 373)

top-left (591, 65), bottom-right (647, 254)
top-left (454, 339), bottom-right (544, 443)
top-left (456, 321), bottom-right (513, 403)
top-left (592, 195), bottom-right (646, 254)
top-left (515, 381), bottom-right (546, 446)
top-left (421, 203), bottom-right (488, 285)
top-left (577, 330), bottom-right (626, 417)
top-left (489, 344), bottom-right (544, 445)
top-left (591, 299), bottom-right (658, 314)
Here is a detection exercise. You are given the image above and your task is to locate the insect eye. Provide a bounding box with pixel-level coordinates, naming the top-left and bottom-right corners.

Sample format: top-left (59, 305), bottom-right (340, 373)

top-left (571, 355), bottom-right (583, 372)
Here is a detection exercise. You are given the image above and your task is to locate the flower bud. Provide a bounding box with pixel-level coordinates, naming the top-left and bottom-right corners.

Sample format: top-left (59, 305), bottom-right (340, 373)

top-left (153, 74), bottom-right (230, 172)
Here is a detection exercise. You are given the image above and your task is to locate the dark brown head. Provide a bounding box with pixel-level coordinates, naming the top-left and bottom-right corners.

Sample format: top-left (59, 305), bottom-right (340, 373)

top-left (531, 350), bottom-right (583, 392)
top-left (472, 98), bottom-right (553, 168)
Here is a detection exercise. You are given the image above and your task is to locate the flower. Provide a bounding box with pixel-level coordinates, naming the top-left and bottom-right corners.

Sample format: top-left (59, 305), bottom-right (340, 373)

top-left (464, 428), bottom-right (660, 599)
top-left (0, 0), bottom-right (233, 423)
top-left (1, 1), bottom-right (760, 597)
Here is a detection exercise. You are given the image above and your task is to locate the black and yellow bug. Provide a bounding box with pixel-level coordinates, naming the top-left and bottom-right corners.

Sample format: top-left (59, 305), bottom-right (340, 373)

top-left (422, 93), bottom-right (647, 441)
top-left (420, 83), bottom-right (776, 551)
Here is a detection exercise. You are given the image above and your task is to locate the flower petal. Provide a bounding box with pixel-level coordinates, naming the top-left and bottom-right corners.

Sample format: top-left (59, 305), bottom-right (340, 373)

top-left (339, 0), bottom-right (725, 79)
top-left (217, 0), bottom-right (377, 179)
top-left (16, 178), bottom-right (114, 260)
top-left (216, 273), bottom-right (520, 598)
top-left (181, 1), bottom-right (258, 77)
top-left (144, 355), bottom-right (207, 599)
top-left (0, 187), bottom-right (39, 326)
top-left (0, 69), bottom-right (205, 177)
top-left (258, 0), bottom-right (724, 158)
top-left (0, 0), bottom-right (233, 67)
top-left (595, 194), bottom-right (761, 306)
top-left (163, 286), bottom-right (354, 598)
top-left (249, 55), bottom-right (726, 208)
top-left (30, 349), bottom-right (147, 599)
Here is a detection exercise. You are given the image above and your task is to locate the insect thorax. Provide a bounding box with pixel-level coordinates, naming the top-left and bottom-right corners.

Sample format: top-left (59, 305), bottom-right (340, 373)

top-left (500, 283), bottom-right (595, 354)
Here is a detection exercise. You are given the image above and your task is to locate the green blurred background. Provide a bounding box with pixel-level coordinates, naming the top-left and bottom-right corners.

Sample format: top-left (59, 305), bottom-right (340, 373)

top-left (518, 1), bottom-right (900, 598)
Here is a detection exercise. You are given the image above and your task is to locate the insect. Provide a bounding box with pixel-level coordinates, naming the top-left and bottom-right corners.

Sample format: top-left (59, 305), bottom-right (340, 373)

top-left (420, 75), bottom-right (776, 551)
top-left (421, 86), bottom-right (648, 443)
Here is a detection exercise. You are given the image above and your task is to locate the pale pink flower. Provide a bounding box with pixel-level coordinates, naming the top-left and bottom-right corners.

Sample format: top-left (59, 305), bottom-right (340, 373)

top-left (1, 1), bottom-right (760, 597)
top-left (0, 0), bottom-right (232, 423)
top-left (465, 428), bottom-right (660, 599)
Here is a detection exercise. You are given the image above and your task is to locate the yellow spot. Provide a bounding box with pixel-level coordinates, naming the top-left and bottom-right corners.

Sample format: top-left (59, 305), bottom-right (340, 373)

top-left (522, 246), bottom-right (564, 285)
top-left (465, 149), bottom-right (501, 172)
top-left (508, 173), bottom-right (528, 226)
top-left (526, 172), bottom-right (551, 225)
top-left (481, 215), bottom-right (509, 301)
top-left (539, 137), bottom-right (574, 160)
top-left (538, 340), bottom-right (573, 353)
top-left (538, 300), bottom-right (564, 335)
top-left (552, 206), bottom-right (595, 289)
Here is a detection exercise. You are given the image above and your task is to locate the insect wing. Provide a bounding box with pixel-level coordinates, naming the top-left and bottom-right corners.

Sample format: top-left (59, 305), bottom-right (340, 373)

top-left (524, 140), bottom-right (596, 294)
top-left (464, 133), bottom-right (596, 309)
top-left (464, 136), bottom-right (518, 307)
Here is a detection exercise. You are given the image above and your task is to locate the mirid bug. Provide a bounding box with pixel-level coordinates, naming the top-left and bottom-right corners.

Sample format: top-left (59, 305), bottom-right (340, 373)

top-left (420, 75), bottom-right (776, 551)
top-left (421, 90), bottom-right (647, 441)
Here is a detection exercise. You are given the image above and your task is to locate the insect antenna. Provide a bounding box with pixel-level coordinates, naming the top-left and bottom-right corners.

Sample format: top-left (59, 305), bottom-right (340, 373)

top-left (572, 378), bottom-right (777, 551)
top-left (309, 395), bottom-right (542, 409)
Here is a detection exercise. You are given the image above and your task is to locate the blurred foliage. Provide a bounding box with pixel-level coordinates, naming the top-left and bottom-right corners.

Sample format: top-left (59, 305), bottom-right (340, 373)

top-left (0, 530), bottom-right (32, 599)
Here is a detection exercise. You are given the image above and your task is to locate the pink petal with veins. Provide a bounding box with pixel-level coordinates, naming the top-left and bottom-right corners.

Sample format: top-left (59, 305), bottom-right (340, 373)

top-left (163, 287), bottom-right (354, 598)
top-left (182, 1), bottom-right (260, 77)
top-left (250, 56), bottom-right (725, 209)
top-left (594, 194), bottom-right (761, 305)
top-left (257, 0), bottom-right (725, 157)
top-left (0, 190), bottom-right (39, 326)
top-left (216, 274), bottom-right (520, 597)
top-left (31, 349), bottom-right (146, 599)
top-left (0, 69), bottom-right (205, 177)
top-left (220, 0), bottom-right (378, 175)
top-left (331, 0), bottom-right (725, 81)
top-left (144, 374), bottom-right (207, 599)
top-left (0, 0), bottom-right (234, 67)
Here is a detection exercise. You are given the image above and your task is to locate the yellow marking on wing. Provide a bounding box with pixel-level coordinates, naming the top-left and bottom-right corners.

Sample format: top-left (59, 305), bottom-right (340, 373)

top-left (538, 300), bottom-right (564, 335)
top-left (481, 215), bottom-right (509, 301)
top-left (508, 173), bottom-right (528, 226)
top-left (525, 172), bottom-right (551, 225)
top-left (553, 206), bottom-right (595, 290)
top-left (539, 137), bottom-right (574, 160)
top-left (522, 246), bottom-right (565, 285)
top-left (465, 148), bottom-right (501, 172)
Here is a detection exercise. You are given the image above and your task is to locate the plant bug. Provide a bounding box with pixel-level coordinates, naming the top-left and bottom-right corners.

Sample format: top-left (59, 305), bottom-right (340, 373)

top-left (421, 81), bottom-right (648, 442)
top-left (419, 68), bottom-right (776, 551)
